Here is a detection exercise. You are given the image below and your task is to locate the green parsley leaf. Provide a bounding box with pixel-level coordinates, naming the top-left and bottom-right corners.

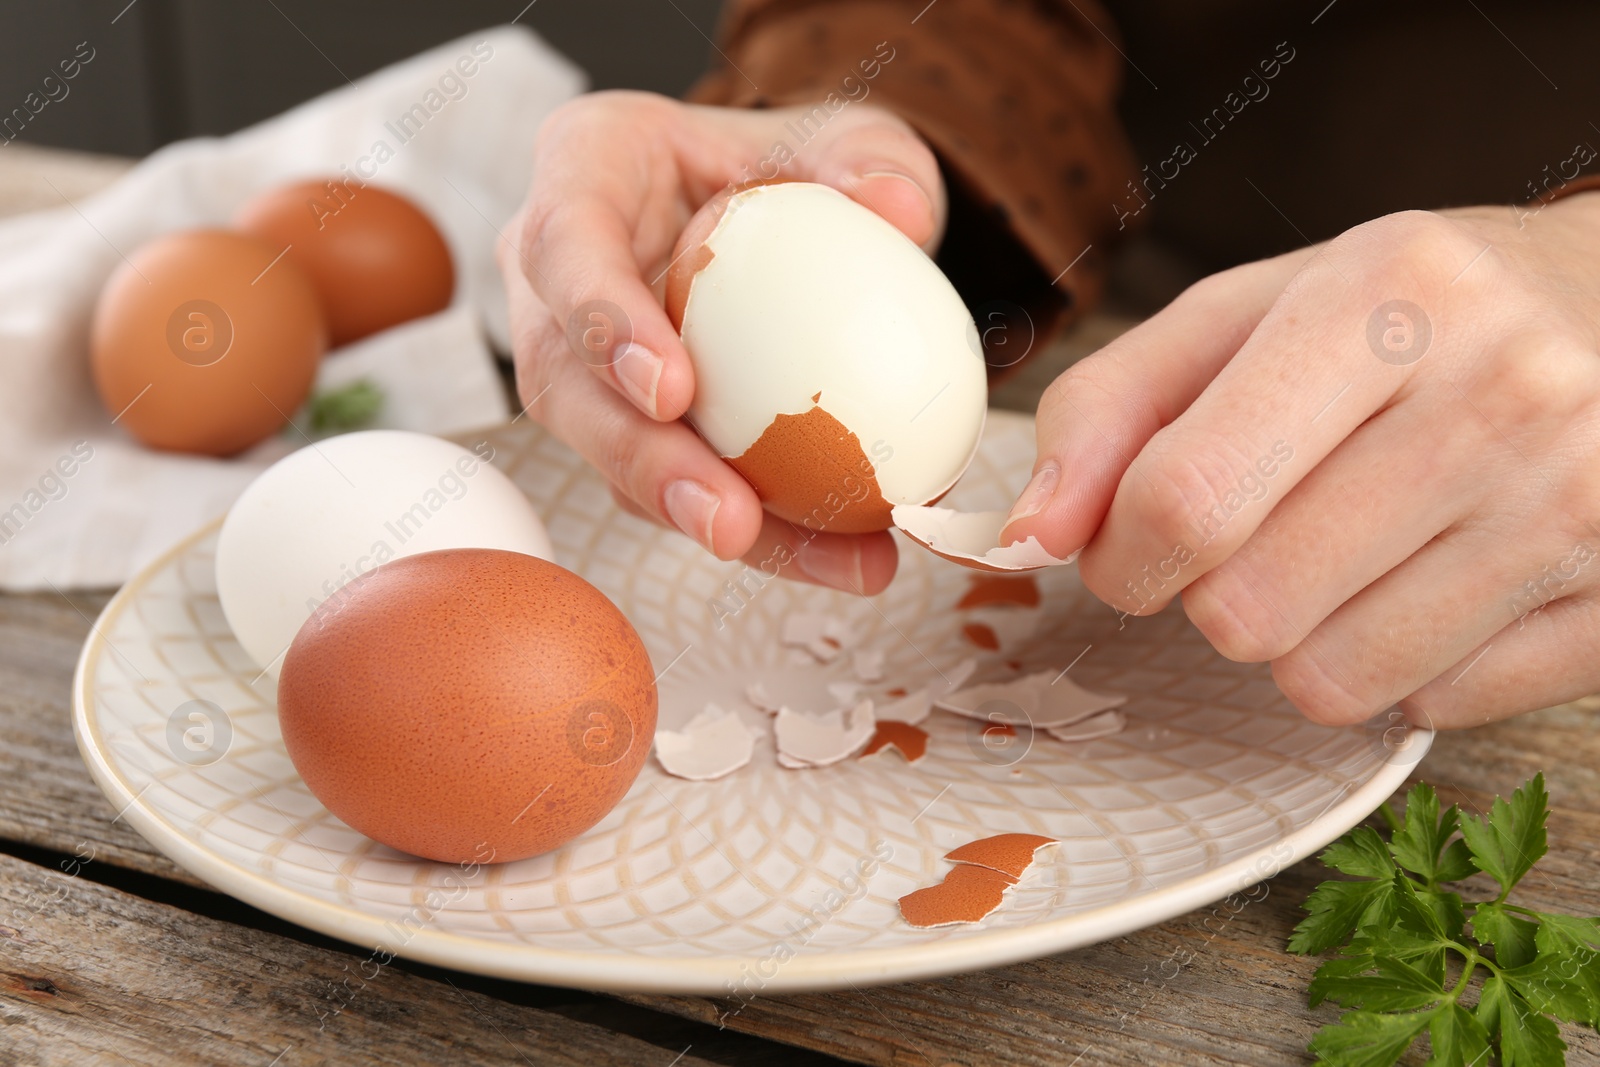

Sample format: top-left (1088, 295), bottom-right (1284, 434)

top-left (1326, 826), bottom-right (1400, 879)
top-left (1310, 954), bottom-right (1448, 1013)
top-left (1478, 974), bottom-right (1566, 1067)
top-left (1389, 783), bottom-right (1460, 884)
top-left (1473, 901), bottom-right (1540, 969)
top-left (1425, 1003), bottom-right (1491, 1067)
top-left (1309, 1008), bottom-right (1434, 1067)
top-left (1290, 877), bottom-right (1396, 956)
top-left (1295, 774), bottom-right (1597, 1066)
top-left (1458, 774), bottom-right (1549, 898)
top-left (307, 378), bottom-right (385, 434)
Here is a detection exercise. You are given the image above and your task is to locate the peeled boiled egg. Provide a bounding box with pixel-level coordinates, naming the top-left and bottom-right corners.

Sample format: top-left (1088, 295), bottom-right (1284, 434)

top-left (235, 179), bottom-right (454, 347)
top-left (90, 229), bottom-right (326, 456)
top-left (667, 182), bottom-right (987, 534)
top-left (278, 548), bottom-right (657, 864)
top-left (215, 430), bottom-right (552, 678)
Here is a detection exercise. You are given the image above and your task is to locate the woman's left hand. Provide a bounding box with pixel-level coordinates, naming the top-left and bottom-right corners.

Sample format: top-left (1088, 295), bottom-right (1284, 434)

top-left (1002, 199), bottom-right (1600, 729)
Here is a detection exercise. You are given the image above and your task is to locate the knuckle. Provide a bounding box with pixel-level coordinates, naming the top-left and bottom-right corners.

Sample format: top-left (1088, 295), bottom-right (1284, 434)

top-left (1271, 647), bottom-right (1373, 726)
top-left (1477, 330), bottom-right (1600, 427)
top-left (1183, 568), bottom-right (1298, 662)
top-left (1349, 209), bottom-right (1486, 295)
top-left (1128, 438), bottom-right (1258, 556)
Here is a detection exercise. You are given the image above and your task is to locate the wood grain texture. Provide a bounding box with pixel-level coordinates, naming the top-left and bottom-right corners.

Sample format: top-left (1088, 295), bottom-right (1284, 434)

top-left (0, 849), bottom-right (736, 1067)
top-left (0, 590), bottom-right (204, 888)
top-left (4, 588), bottom-right (1599, 1064)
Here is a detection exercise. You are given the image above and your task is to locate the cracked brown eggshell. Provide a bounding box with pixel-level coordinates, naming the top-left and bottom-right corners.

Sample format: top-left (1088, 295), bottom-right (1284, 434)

top-left (668, 181), bottom-right (987, 533)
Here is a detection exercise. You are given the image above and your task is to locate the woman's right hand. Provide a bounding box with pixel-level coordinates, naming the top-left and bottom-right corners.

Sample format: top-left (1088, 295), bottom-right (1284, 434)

top-left (499, 90), bottom-right (945, 595)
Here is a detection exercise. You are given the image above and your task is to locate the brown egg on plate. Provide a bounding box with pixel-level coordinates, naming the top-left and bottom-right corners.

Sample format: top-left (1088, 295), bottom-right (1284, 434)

top-left (90, 228), bottom-right (327, 457)
top-left (235, 179), bottom-right (454, 346)
top-left (276, 547), bottom-right (657, 865)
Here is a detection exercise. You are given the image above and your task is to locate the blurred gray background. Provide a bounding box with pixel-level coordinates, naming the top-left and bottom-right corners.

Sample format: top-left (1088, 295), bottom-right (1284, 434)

top-left (0, 0), bottom-right (721, 156)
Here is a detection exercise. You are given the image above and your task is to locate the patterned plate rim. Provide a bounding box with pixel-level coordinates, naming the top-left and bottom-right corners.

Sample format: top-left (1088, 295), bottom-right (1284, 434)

top-left (72, 514), bottom-right (1431, 994)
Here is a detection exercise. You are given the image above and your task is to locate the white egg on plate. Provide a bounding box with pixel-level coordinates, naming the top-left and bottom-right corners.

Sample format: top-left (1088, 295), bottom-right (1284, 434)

top-left (666, 181), bottom-right (988, 534)
top-left (215, 430), bottom-right (552, 678)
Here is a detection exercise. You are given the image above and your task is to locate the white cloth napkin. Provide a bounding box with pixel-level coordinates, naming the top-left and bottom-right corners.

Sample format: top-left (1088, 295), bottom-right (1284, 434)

top-left (0, 26), bottom-right (585, 590)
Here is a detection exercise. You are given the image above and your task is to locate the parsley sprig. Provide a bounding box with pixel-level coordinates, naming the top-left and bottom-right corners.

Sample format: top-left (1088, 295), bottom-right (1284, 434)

top-left (1290, 774), bottom-right (1600, 1065)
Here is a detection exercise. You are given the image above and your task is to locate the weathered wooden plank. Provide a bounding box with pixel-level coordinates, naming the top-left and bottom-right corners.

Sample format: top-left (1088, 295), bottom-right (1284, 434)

top-left (0, 590), bottom-right (205, 888)
top-left (0, 850), bottom-right (743, 1067)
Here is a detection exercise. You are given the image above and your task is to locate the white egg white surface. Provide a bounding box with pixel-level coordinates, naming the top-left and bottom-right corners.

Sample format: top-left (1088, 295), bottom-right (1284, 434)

top-left (681, 182), bottom-right (987, 506)
top-left (214, 430), bottom-right (553, 678)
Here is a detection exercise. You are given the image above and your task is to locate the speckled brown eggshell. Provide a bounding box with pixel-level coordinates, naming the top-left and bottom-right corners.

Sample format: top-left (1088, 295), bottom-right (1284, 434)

top-left (90, 228), bottom-right (326, 457)
top-left (236, 179), bottom-right (454, 347)
top-left (277, 548), bottom-right (657, 865)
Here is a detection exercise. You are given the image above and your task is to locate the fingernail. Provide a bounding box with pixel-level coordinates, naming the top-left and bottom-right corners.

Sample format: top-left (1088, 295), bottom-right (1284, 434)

top-left (664, 479), bottom-right (720, 554)
top-left (859, 169), bottom-right (932, 208)
top-left (796, 538), bottom-right (864, 592)
top-left (1002, 462), bottom-right (1060, 538)
top-left (614, 343), bottom-right (662, 419)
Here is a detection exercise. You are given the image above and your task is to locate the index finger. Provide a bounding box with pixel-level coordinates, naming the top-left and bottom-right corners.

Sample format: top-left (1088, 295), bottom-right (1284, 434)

top-left (1078, 213), bottom-right (1469, 615)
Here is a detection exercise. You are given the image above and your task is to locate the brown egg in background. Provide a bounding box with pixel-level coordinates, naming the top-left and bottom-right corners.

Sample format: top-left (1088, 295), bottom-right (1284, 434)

top-left (277, 548), bottom-right (658, 865)
top-left (235, 179), bottom-right (455, 347)
top-left (89, 228), bottom-right (326, 456)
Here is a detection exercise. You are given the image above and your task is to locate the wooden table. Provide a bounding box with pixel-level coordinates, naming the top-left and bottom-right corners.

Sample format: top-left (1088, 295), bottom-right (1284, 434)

top-left (3, 145), bottom-right (1599, 1067)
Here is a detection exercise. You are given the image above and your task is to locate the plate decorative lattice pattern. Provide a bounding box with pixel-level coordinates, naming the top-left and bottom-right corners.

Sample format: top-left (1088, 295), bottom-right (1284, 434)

top-left (73, 410), bottom-right (1428, 993)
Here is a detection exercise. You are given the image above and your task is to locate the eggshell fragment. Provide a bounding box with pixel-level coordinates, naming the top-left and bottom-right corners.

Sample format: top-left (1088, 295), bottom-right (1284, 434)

top-left (961, 607), bottom-right (1040, 654)
top-left (860, 721), bottom-right (929, 763)
top-left (929, 658), bottom-right (979, 701)
top-left (892, 505), bottom-right (1077, 573)
top-left (655, 705), bottom-right (756, 780)
top-left (936, 671), bottom-right (1125, 728)
top-left (781, 612), bottom-right (855, 663)
top-left (745, 682), bottom-right (781, 714)
top-left (773, 699), bottom-right (875, 767)
top-left (853, 650), bottom-right (886, 683)
top-left (944, 833), bottom-right (1058, 879)
top-left (898, 863), bottom-right (1018, 928)
top-left (873, 687), bottom-right (933, 725)
top-left (1046, 709), bottom-right (1127, 743)
top-left (957, 574), bottom-right (1041, 610)
top-left (827, 681), bottom-right (863, 706)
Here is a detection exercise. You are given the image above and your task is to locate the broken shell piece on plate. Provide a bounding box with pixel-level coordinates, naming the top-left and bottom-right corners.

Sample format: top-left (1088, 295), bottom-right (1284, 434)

top-left (781, 611), bottom-right (855, 663)
top-left (956, 574), bottom-right (1040, 610)
top-left (944, 833), bottom-right (1058, 879)
top-left (852, 649), bottom-right (885, 683)
top-left (960, 607), bottom-right (1039, 653)
top-left (928, 657), bottom-right (978, 701)
top-left (1046, 709), bottom-right (1126, 743)
top-left (773, 699), bottom-right (876, 767)
top-left (654, 705), bottom-right (757, 781)
top-left (936, 670), bottom-right (1125, 728)
top-left (892, 505), bottom-right (1078, 573)
top-left (860, 721), bottom-right (929, 763)
top-left (873, 687), bottom-right (933, 725)
top-left (898, 831), bottom-right (1060, 927)
top-left (898, 863), bottom-right (1017, 928)
top-left (827, 681), bottom-right (862, 706)
top-left (745, 681), bottom-right (781, 714)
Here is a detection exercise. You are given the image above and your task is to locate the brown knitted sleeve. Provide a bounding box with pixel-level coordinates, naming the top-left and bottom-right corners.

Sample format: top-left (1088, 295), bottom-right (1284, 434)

top-left (688, 0), bottom-right (1141, 371)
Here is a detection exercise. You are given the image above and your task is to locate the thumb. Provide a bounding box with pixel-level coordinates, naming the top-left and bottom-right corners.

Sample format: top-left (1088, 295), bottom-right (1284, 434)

top-left (801, 108), bottom-right (945, 253)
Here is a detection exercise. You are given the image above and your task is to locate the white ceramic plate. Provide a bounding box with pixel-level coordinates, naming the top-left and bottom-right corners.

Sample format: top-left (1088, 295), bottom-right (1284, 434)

top-left (73, 411), bottom-right (1429, 994)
